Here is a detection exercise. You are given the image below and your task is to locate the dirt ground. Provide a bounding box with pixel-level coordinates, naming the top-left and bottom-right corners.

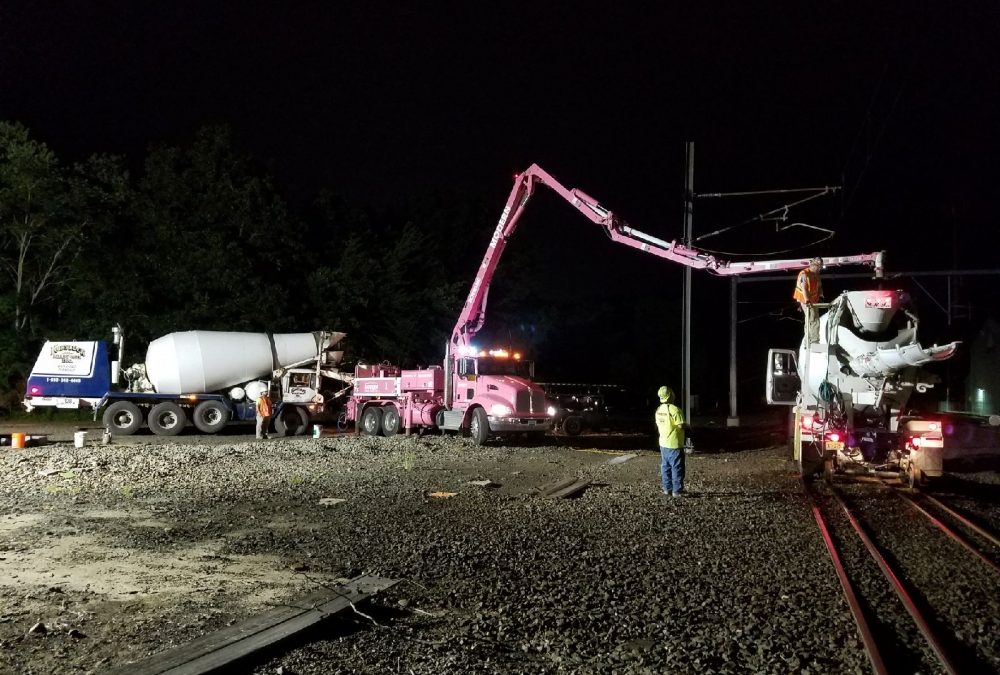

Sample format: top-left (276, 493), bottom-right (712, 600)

top-left (1, 421), bottom-right (997, 674)
top-left (0, 424), bottom-right (752, 674)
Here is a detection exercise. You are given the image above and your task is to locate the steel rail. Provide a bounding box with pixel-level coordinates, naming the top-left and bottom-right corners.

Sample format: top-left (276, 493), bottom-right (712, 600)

top-left (920, 493), bottom-right (1000, 550)
top-left (829, 487), bottom-right (961, 675)
top-left (894, 491), bottom-right (1000, 575)
top-left (803, 482), bottom-right (888, 675)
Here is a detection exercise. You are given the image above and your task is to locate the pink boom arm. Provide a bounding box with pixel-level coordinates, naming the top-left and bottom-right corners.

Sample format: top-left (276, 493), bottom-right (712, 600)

top-left (450, 164), bottom-right (884, 347)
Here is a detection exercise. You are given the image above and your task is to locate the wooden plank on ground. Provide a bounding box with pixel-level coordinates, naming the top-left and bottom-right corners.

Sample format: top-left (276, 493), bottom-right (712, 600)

top-left (546, 479), bottom-right (590, 499)
top-left (536, 476), bottom-right (591, 499)
top-left (108, 575), bottom-right (398, 675)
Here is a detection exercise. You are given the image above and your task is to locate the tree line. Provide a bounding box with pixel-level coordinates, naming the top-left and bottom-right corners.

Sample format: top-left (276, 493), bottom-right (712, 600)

top-left (0, 122), bottom-right (491, 413)
top-left (0, 121), bottom-right (683, 415)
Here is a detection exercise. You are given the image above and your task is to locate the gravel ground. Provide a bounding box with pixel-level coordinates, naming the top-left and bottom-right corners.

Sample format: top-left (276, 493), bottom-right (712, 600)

top-left (809, 481), bottom-right (1000, 675)
top-left (831, 482), bottom-right (1000, 673)
top-left (0, 428), bottom-right (996, 674)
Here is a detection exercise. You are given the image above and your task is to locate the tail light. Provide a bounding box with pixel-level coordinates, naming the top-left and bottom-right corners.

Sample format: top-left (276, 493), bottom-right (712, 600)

top-left (827, 432), bottom-right (841, 443)
top-left (29, 385), bottom-right (42, 396)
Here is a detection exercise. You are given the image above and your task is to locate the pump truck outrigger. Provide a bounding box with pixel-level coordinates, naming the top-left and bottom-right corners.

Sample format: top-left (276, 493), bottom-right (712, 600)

top-left (345, 163), bottom-right (885, 445)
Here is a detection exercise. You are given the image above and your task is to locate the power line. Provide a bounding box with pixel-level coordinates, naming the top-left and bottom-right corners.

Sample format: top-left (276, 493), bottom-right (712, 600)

top-left (694, 186), bottom-right (840, 242)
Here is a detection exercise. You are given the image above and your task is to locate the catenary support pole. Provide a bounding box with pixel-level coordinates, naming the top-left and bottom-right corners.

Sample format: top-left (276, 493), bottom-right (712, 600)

top-left (728, 277), bottom-right (739, 426)
top-left (682, 142), bottom-right (694, 425)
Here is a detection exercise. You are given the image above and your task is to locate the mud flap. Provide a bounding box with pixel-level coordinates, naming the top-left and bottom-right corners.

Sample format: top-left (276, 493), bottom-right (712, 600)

top-left (799, 440), bottom-right (824, 477)
top-left (912, 443), bottom-right (944, 479)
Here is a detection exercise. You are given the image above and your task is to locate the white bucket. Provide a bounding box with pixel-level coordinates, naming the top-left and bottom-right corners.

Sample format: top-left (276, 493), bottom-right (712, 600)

top-left (73, 431), bottom-right (87, 449)
top-left (312, 424), bottom-right (322, 439)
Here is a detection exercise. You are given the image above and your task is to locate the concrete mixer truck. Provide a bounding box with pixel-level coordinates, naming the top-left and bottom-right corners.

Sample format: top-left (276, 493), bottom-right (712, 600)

top-left (22, 327), bottom-right (349, 437)
top-left (765, 289), bottom-right (960, 486)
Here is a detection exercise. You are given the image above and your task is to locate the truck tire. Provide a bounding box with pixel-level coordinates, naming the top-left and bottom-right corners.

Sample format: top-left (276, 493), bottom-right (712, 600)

top-left (381, 406), bottom-right (401, 437)
top-left (275, 405), bottom-right (310, 437)
top-left (562, 415), bottom-right (584, 437)
top-left (469, 407), bottom-right (489, 446)
top-left (193, 400), bottom-right (229, 434)
top-left (148, 402), bottom-right (187, 436)
top-left (360, 406), bottom-right (383, 436)
top-left (103, 401), bottom-right (143, 436)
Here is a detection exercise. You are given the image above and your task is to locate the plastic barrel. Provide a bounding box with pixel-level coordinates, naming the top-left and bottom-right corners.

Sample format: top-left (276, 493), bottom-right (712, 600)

top-left (11, 432), bottom-right (25, 449)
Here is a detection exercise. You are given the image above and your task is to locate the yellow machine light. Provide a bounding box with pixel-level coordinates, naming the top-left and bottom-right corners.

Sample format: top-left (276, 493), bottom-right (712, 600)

top-left (513, 352), bottom-right (522, 360)
top-left (478, 350), bottom-right (487, 357)
top-left (184, 394), bottom-right (198, 401)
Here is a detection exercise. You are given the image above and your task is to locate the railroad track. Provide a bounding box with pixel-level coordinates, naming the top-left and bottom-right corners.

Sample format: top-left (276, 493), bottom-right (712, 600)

top-left (804, 477), bottom-right (1000, 674)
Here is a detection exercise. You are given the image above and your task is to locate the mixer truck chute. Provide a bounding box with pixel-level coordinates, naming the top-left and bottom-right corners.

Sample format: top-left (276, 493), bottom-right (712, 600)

top-left (766, 289), bottom-right (960, 486)
top-left (23, 327), bottom-right (349, 437)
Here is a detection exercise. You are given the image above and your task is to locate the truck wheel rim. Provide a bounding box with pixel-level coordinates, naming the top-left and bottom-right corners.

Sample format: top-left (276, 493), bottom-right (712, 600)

top-left (159, 413), bottom-right (178, 428)
top-left (204, 410), bottom-right (222, 425)
top-left (115, 412), bottom-right (134, 428)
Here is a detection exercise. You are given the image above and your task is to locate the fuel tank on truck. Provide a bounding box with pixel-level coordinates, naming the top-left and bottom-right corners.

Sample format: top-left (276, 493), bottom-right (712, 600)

top-left (145, 331), bottom-right (334, 394)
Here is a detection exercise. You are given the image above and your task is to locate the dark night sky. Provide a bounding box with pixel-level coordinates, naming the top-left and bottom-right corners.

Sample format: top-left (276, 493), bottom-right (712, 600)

top-left (2, 1), bottom-right (998, 403)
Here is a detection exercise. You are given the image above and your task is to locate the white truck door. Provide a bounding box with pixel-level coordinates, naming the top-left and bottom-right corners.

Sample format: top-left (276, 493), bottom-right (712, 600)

top-left (766, 349), bottom-right (801, 405)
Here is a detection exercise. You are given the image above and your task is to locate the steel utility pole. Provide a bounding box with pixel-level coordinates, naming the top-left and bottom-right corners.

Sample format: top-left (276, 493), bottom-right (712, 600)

top-left (682, 142), bottom-right (694, 425)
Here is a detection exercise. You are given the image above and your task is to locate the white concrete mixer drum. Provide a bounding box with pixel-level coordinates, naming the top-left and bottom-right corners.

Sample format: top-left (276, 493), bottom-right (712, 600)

top-left (145, 331), bottom-right (324, 394)
top-left (846, 290), bottom-right (900, 333)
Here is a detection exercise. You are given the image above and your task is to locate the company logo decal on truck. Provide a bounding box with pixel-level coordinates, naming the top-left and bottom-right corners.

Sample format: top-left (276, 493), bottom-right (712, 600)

top-left (51, 344), bottom-right (87, 363)
top-left (32, 341), bottom-right (98, 377)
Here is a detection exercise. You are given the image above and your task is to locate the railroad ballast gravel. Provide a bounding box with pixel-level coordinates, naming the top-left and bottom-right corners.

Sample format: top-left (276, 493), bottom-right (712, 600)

top-left (0, 434), bottom-right (996, 674)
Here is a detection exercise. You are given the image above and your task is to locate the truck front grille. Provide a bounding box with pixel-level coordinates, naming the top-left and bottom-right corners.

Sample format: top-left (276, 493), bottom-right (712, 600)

top-left (515, 390), bottom-right (545, 413)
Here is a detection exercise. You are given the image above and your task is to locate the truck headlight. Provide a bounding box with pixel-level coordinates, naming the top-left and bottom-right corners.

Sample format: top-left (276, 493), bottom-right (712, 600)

top-left (490, 404), bottom-right (512, 417)
top-left (547, 406), bottom-right (557, 416)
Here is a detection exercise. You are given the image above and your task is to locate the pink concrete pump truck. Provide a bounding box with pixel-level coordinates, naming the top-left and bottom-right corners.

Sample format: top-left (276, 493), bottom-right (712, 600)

top-left (344, 164), bottom-right (885, 445)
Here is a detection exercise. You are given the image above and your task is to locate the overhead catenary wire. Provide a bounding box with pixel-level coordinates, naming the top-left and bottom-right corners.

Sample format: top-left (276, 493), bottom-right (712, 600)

top-left (696, 226), bottom-right (835, 257)
top-left (694, 186), bottom-right (840, 243)
top-left (837, 61), bottom-right (903, 224)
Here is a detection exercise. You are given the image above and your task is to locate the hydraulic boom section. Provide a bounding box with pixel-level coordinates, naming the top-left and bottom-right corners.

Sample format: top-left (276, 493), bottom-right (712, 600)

top-left (451, 163), bottom-right (885, 350)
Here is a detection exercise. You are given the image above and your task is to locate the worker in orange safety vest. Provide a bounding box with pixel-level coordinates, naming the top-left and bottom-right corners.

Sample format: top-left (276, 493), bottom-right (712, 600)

top-left (255, 388), bottom-right (273, 440)
top-left (793, 257), bottom-right (824, 345)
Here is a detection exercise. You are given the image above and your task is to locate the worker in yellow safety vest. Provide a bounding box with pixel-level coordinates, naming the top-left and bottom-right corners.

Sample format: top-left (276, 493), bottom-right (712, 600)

top-left (654, 386), bottom-right (686, 497)
top-left (793, 257), bottom-right (824, 345)
top-left (256, 388), bottom-right (273, 440)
